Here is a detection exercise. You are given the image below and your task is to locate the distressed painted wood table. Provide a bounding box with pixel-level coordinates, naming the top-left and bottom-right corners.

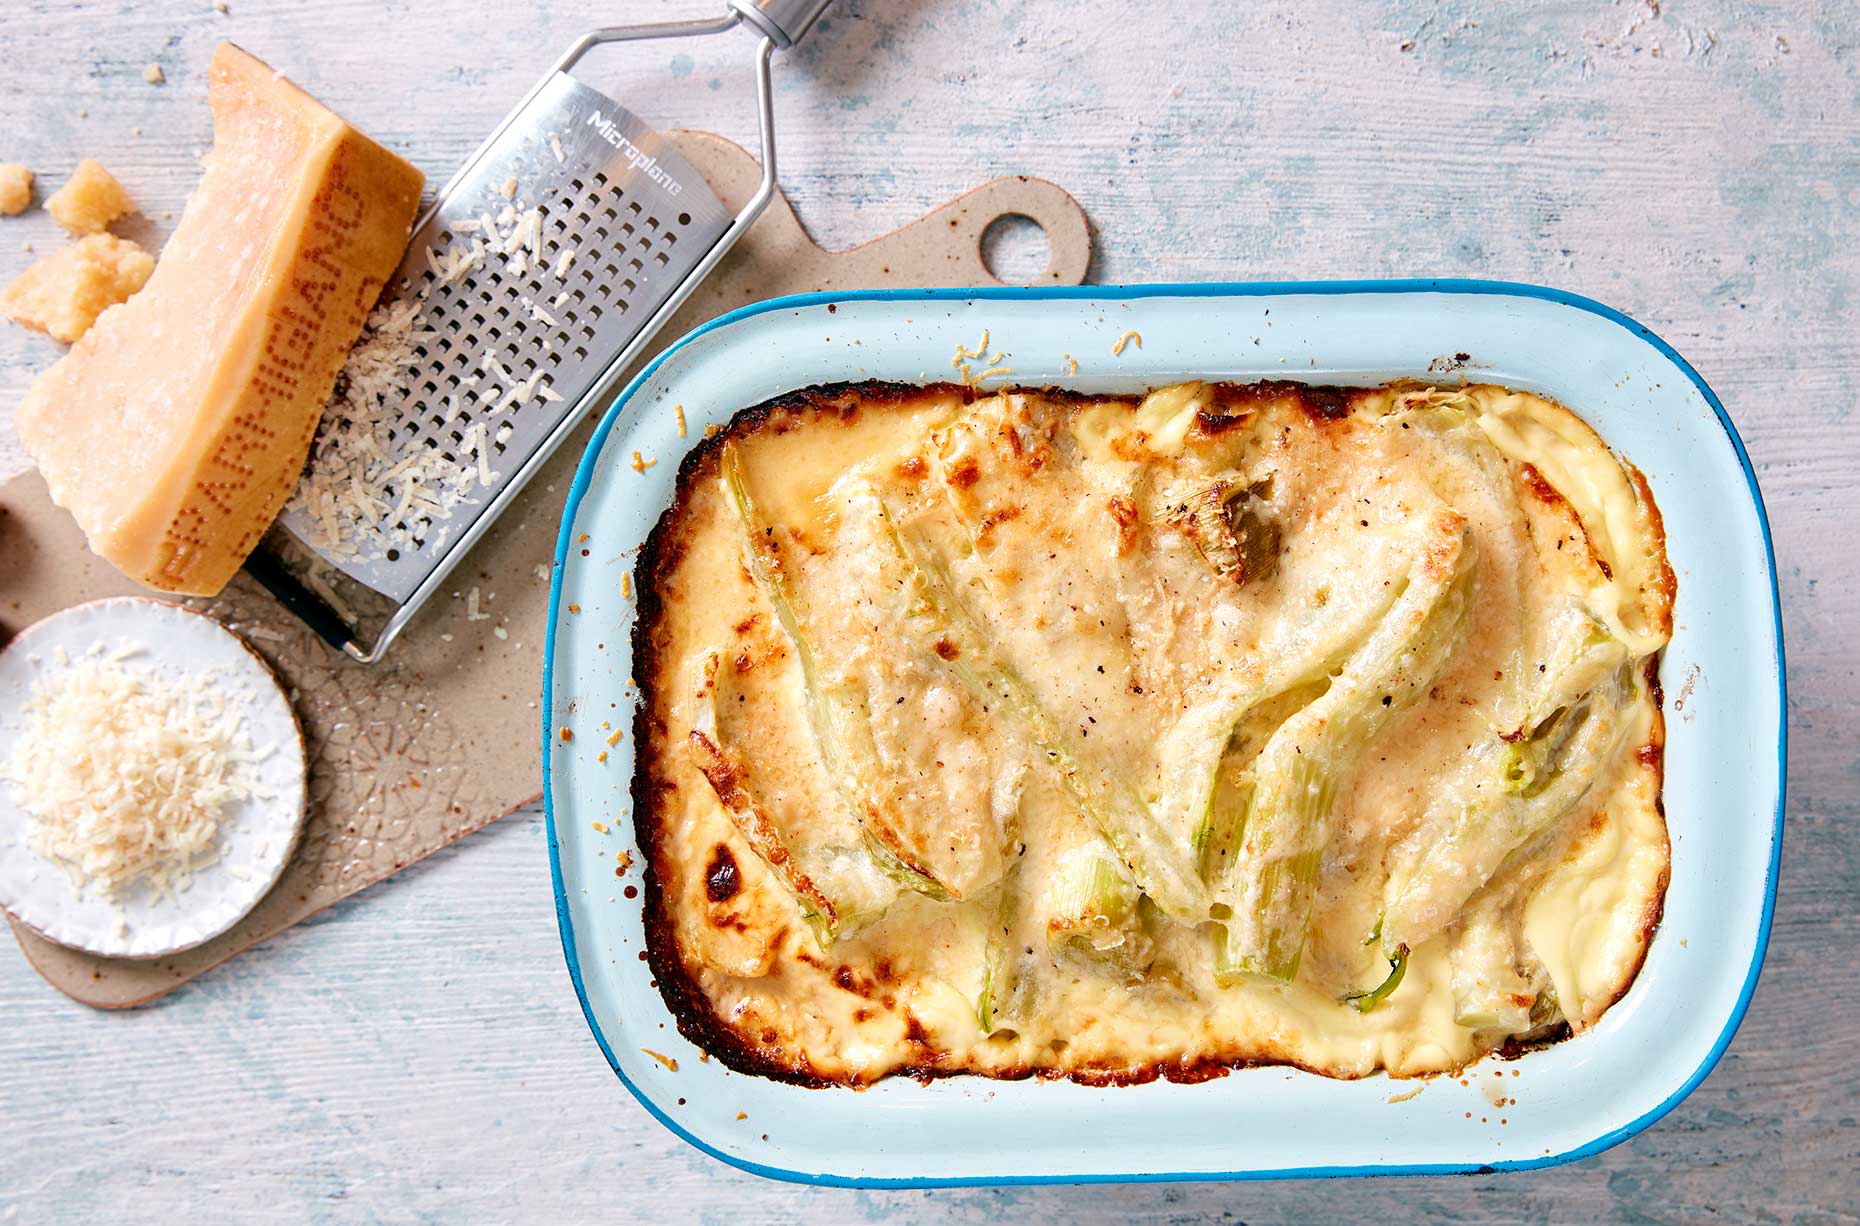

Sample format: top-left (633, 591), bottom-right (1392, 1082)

top-left (1, 1), bottom-right (1853, 1219)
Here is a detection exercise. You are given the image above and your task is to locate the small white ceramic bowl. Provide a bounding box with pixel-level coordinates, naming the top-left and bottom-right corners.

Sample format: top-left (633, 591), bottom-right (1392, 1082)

top-left (0, 597), bottom-right (308, 959)
top-left (543, 282), bottom-right (1783, 1187)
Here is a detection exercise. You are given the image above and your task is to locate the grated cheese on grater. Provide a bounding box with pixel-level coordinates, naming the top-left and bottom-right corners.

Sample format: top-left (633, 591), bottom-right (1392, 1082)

top-left (3, 656), bottom-right (266, 900)
top-left (287, 181), bottom-right (570, 563)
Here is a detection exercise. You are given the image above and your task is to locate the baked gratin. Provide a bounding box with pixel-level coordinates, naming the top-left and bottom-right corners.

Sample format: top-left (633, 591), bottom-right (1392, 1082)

top-left (634, 379), bottom-right (1673, 1085)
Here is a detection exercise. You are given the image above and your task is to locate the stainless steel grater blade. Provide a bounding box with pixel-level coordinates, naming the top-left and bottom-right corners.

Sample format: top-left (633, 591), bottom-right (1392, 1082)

top-left (249, 0), bottom-right (833, 662)
top-left (277, 75), bottom-right (731, 604)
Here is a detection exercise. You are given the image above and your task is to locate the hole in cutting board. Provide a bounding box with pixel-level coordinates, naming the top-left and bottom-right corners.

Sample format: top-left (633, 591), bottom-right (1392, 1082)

top-left (980, 213), bottom-right (1051, 286)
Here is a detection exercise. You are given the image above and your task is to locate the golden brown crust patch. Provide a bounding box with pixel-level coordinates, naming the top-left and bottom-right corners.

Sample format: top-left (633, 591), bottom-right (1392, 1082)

top-left (1627, 463), bottom-right (1678, 637)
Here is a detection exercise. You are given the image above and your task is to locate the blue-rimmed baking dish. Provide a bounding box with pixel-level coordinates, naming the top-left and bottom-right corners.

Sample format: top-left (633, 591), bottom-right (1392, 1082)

top-left (542, 281), bottom-right (1783, 1187)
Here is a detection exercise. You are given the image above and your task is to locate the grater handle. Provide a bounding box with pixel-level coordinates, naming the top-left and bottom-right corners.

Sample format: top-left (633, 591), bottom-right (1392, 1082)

top-left (729, 0), bottom-right (832, 47)
top-left (244, 549), bottom-right (366, 661)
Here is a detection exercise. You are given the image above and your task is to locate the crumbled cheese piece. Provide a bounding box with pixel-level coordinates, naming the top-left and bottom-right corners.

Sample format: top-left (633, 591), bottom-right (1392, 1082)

top-left (464, 586), bottom-right (491, 621)
top-left (143, 63), bottom-right (165, 85)
top-left (2, 654), bottom-right (264, 899)
top-left (493, 625), bottom-right (510, 640)
top-left (1062, 352), bottom-right (1079, 376)
top-left (0, 164), bottom-right (33, 216)
top-left (674, 403), bottom-right (686, 437)
top-left (499, 176), bottom-right (518, 200)
top-left (533, 564), bottom-right (551, 581)
top-left (620, 573), bottom-right (632, 600)
top-left (606, 727), bottom-right (624, 747)
top-left (45, 160), bottom-right (135, 235)
top-left (1111, 330), bottom-right (1142, 356)
top-left (629, 451), bottom-right (656, 473)
top-left (1, 234), bottom-right (154, 343)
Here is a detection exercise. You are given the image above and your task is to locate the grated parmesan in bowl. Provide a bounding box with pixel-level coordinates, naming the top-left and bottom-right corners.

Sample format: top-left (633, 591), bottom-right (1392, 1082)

top-left (4, 654), bottom-right (265, 901)
top-left (0, 599), bottom-right (307, 958)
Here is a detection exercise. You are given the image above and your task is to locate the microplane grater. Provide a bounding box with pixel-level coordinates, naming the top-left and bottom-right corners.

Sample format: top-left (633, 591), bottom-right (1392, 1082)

top-left (249, 0), bottom-right (832, 662)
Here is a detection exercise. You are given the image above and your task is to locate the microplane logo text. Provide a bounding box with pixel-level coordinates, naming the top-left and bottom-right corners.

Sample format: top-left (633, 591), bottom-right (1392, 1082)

top-left (585, 111), bottom-right (684, 196)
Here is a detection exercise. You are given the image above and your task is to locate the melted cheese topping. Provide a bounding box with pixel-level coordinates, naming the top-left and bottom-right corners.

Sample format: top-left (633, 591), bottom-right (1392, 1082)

top-left (640, 381), bottom-right (1672, 1084)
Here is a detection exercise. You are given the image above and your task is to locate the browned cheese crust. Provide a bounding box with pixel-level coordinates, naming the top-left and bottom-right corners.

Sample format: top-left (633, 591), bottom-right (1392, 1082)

top-left (633, 379), bottom-right (1674, 1088)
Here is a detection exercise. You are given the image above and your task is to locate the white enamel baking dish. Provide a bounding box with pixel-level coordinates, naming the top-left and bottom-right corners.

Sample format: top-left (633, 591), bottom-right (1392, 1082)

top-left (542, 282), bottom-right (1784, 1187)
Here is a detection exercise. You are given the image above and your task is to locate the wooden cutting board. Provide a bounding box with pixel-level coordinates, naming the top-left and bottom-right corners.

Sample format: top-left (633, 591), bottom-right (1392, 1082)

top-left (0, 131), bottom-right (1090, 1007)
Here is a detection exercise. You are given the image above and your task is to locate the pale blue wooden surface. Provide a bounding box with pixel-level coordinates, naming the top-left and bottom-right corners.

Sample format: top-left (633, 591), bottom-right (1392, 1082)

top-left (1, 0), bottom-right (1855, 1220)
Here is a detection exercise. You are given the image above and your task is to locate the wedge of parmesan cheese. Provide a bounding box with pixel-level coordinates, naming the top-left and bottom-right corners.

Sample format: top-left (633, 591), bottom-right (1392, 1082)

top-left (3, 656), bottom-right (264, 900)
top-left (13, 43), bottom-right (424, 596)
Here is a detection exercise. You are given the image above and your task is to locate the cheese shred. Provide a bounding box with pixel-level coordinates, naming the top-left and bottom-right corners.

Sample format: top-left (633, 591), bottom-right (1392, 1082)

top-left (4, 657), bottom-right (265, 899)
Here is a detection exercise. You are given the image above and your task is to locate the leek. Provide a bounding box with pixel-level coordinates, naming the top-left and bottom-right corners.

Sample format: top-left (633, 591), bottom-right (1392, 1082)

top-left (975, 883), bottom-right (1011, 1033)
top-left (845, 479), bottom-right (1209, 922)
top-left (1342, 949), bottom-right (1408, 1014)
top-left (1040, 845), bottom-right (1143, 961)
top-left (1444, 893), bottom-right (1539, 1031)
top-left (688, 651), bottom-right (898, 941)
top-left (1378, 628), bottom-right (1635, 960)
top-left (718, 444), bottom-right (956, 902)
top-left (1209, 512), bottom-right (1475, 983)
top-left (1157, 476), bottom-right (1280, 585)
top-left (1387, 395), bottom-right (1538, 729)
top-left (978, 793), bottom-right (1146, 1032)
